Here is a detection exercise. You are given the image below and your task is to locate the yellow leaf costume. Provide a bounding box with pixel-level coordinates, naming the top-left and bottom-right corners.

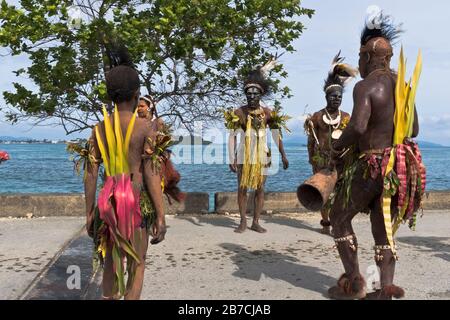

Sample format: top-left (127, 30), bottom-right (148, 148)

top-left (382, 47), bottom-right (425, 254)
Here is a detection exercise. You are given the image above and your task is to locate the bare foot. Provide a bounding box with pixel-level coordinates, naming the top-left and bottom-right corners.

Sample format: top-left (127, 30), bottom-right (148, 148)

top-left (364, 285), bottom-right (405, 300)
top-left (328, 286), bottom-right (366, 300)
top-left (234, 221), bottom-right (247, 233)
top-left (328, 274), bottom-right (367, 300)
top-left (250, 222), bottom-right (267, 233)
top-left (364, 290), bottom-right (391, 300)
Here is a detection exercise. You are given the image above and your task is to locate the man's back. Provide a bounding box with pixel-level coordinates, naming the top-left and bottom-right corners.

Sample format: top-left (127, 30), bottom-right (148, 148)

top-left (94, 111), bottom-right (157, 188)
top-left (356, 70), bottom-right (396, 152)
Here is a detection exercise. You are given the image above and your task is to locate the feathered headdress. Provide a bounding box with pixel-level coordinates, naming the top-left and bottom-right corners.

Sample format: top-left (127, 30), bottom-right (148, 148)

top-left (104, 39), bottom-right (140, 103)
top-left (244, 56), bottom-right (280, 96)
top-left (360, 6), bottom-right (403, 56)
top-left (324, 51), bottom-right (358, 93)
top-left (105, 43), bottom-right (134, 69)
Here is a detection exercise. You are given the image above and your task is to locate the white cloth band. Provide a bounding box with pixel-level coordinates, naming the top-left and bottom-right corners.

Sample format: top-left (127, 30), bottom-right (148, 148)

top-left (325, 84), bottom-right (343, 93)
top-left (244, 83), bottom-right (264, 93)
top-left (140, 96), bottom-right (154, 107)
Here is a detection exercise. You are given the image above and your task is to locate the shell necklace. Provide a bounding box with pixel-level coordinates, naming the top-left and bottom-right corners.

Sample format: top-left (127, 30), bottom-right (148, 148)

top-left (323, 109), bottom-right (343, 140)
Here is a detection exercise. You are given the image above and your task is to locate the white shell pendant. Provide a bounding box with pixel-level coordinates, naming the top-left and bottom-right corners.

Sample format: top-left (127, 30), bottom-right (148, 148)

top-left (331, 129), bottom-right (343, 140)
top-left (323, 113), bottom-right (341, 126)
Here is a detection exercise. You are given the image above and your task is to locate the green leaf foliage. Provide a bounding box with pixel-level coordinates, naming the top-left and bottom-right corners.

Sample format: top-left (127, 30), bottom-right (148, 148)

top-left (0, 0), bottom-right (314, 134)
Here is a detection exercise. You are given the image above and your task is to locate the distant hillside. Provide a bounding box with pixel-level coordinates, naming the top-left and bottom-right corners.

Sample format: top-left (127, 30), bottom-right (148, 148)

top-left (417, 141), bottom-right (446, 148)
top-left (282, 135), bottom-right (447, 148)
top-left (283, 135), bottom-right (307, 145)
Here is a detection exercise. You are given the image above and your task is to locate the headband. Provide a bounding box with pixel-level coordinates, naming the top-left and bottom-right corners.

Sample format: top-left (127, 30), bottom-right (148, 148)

top-left (244, 83), bottom-right (264, 93)
top-left (325, 84), bottom-right (343, 93)
top-left (140, 96), bottom-right (155, 108)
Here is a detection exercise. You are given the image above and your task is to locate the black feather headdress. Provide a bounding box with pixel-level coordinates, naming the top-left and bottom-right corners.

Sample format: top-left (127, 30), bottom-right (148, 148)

top-left (105, 42), bottom-right (134, 69)
top-left (243, 57), bottom-right (279, 96)
top-left (361, 6), bottom-right (403, 47)
top-left (244, 69), bottom-right (271, 96)
top-left (324, 51), bottom-right (358, 93)
top-left (104, 40), bottom-right (140, 103)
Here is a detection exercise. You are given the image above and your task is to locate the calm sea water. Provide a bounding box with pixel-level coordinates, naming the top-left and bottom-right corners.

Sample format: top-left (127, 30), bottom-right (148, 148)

top-left (0, 143), bottom-right (449, 195)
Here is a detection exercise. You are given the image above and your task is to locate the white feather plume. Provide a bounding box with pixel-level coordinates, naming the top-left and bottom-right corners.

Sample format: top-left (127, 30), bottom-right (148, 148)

top-left (365, 5), bottom-right (383, 30)
top-left (260, 57), bottom-right (278, 78)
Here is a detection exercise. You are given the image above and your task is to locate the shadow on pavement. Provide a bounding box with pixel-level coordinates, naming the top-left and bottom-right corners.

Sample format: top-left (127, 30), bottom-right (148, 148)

top-left (220, 242), bottom-right (335, 298)
top-left (175, 215), bottom-right (326, 235)
top-left (397, 236), bottom-right (450, 262)
top-left (263, 216), bottom-right (322, 234)
top-left (175, 216), bottom-right (239, 229)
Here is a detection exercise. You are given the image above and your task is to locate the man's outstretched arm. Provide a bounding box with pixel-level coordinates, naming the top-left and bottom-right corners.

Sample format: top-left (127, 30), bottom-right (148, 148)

top-left (84, 131), bottom-right (100, 237)
top-left (270, 129), bottom-right (289, 170)
top-left (412, 105), bottom-right (419, 138)
top-left (305, 117), bottom-right (317, 165)
top-left (143, 134), bottom-right (166, 245)
top-left (333, 82), bottom-right (372, 150)
top-left (228, 130), bottom-right (237, 172)
top-left (143, 160), bottom-right (166, 244)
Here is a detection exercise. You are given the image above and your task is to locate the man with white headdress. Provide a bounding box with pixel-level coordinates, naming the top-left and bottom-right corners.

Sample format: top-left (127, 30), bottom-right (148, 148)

top-left (304, 52), bottom-right (357, 235)
top-left (327, 7), bottom-right (425, 300)
top-left (224, 59), bottom-right (290, 233)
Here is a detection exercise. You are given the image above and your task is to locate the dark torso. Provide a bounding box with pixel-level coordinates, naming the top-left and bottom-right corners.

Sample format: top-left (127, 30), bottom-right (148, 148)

top-left (309, 109), bottom-right (350, 173)
top-left (311, 109), bottom-right (351, 152)
top-left (96, 112), bottom-right (156, 187)
top-left (235, 105), bottom-right (272, 131)
top-left (358, 70), bottom-right (396, 152)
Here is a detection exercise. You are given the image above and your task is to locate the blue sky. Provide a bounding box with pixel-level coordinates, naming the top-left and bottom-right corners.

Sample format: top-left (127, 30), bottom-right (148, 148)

top-left (1, 0), bottom-right (450, 144)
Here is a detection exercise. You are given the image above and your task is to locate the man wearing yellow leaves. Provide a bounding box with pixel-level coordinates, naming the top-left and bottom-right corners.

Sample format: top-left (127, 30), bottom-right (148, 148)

top-left (327, 7), bottom-right (426, 300)
top-left (225, 60), bottom-right (290, 233)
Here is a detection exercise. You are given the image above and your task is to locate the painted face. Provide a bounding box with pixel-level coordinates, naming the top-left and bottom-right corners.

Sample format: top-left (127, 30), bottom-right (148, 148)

top-left (245, 86), bottom-right (262, 108)
top-left (137, 99), bottom-right (152, 118)
top-left (326, 89), bottom-right (343, 111)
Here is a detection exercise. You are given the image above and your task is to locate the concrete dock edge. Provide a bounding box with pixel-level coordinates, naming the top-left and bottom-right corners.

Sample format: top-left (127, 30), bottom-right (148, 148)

top-left (1, 191), bottom-right (449, 217)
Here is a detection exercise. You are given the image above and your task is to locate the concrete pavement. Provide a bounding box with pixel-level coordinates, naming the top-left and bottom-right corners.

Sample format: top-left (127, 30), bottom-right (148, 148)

top-left (0, 217), bottom-right (84, 299)
top-left (0, 212), bottom-right (449, 300)
top-left (140, 211), bottom-right (450, 300)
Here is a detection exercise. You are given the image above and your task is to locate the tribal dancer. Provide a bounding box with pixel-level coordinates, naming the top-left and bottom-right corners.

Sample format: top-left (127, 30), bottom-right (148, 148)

top-left (138, 95), bottom-right (162, 128)
top-left (304, 52), bottom-right (357, 234)
top-left (83, 45), bottom-right (166, 300)
top-left (327, 7), bottom-right (425, 300)
top-left (225, 59), bottom-right (290, 233)
top-left (137, 95), bottom-right (186, 203)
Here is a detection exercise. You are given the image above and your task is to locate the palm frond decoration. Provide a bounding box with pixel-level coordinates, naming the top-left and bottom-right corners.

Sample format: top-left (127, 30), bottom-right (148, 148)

top-left (269, 105), bottom-right (292, 137)
top-left (222, 107), bottom-right (241, 130)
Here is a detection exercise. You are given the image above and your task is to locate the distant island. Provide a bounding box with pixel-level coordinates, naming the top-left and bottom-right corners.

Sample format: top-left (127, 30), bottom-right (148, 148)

top-left (284, 141), bottom-right (447, 148)
top-left (172, 135), bottom-right (212, 146)
top-left (281, 134), bottom-right (448, 148)
top-left (416, 141), bottom-right (445, 148)
top-left (0, 136), bottom-right (76, 144)
top-left (0, 135), bottom-right (213, 146)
